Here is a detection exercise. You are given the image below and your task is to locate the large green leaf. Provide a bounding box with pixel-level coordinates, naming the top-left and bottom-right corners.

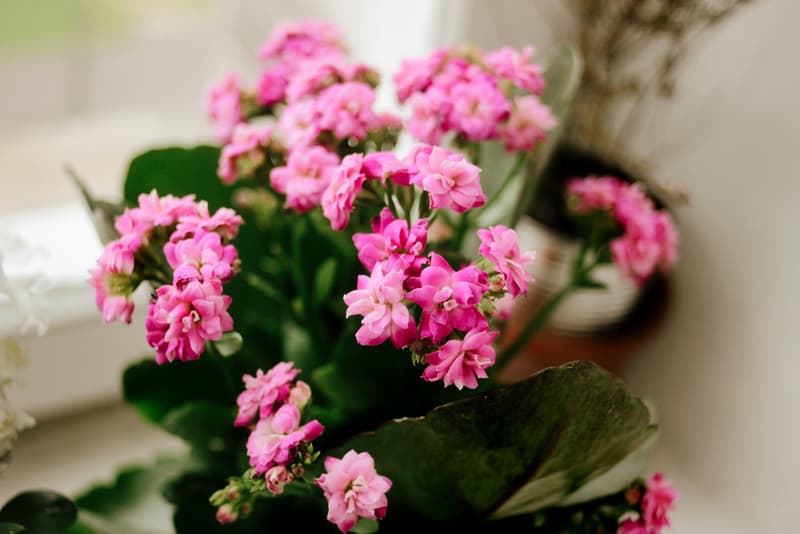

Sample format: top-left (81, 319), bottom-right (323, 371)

top-left (123, 146), bottom-right (230, 211)
top-left (335, 361), bottom-right (654, 529)
top-left (160, 401), bottom-right (238, 453)
top-left (0, 490), bottom-right (77, 533)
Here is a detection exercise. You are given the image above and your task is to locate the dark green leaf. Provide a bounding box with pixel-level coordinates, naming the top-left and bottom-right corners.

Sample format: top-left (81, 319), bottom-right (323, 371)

top-left (313, 258), bottom-right (337, 307)
top-left (335, 362), bottom-right (655, 527)
top-left (351, 517), bottom-right (379, 534)
top-left (213, 331), bottom-right (243, 357)
top-left (0, 490), bottom-right (77, 533)
top-left (123, 146), bottom-right (230, 211)
top-left (160, 401), bottom-right (237, 453)
top-left (0, 523), bottom-right (24, 534)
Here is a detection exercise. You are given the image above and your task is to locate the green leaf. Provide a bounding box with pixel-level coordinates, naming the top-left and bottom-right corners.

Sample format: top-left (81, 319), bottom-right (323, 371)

top-left (212, 331), bottom-right (243, 357)
top-left (123, 357), bottom-right (237, 425)
top-left (160, 401), bottom-right (237, 453)
top-left (351, 517), bottom-right (379, 534)
top-left (0, 490), bottom-right (77, 533)
top-left (313, 258), bottom-right (337, 307)
top-left (335, 362), bottom-right (655, 527)
top-left (123, 146), bottom-right (230, 211)
top-left (0, 523), bottom-right (24, 534)
top-left (282, 322), bottom-right (317, 369)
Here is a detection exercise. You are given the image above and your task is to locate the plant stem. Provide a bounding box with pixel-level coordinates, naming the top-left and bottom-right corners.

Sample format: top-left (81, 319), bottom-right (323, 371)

top-left (481, 152), bottom-right (528, 214)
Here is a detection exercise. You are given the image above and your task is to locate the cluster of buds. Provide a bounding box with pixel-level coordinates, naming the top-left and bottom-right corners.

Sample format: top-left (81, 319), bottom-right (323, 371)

top-left (89, 191), bottom-right (243, 364)
top-left (618, 473), bottom-right (678, 533)
top-left (395, 45), bottom-right (556, 151)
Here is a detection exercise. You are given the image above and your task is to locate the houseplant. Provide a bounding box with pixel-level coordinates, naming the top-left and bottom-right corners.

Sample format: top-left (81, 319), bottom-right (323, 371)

top-left (58, 19), bottom-right (680, 533)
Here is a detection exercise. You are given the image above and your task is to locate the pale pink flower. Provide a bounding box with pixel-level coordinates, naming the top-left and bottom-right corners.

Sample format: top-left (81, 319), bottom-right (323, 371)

top-left (313, 82), bottom-right (377, 141)
top-left (316, 450), bottom-right (392, 533)
top-left (257, 20), bottom-right (344, 64)
top-left (89, 268), bottom-right (135, 324)
top-left (321, 154), bottom-right (366, 230)
top-left (393, 47), bottom-right (450, 103)
top-left (567, 175), bottom-right (623, 213)
top-left (611, 227), bottom-right (662, 286)
top-left (361, 152), bottom-right (413, 186)
top-left (431, 56), bottom-right (473, 91)
top-left (98, 233), bottom-right (141, 276)
top-left (289, 380), bottom-right (312, 409)
top-left (165, 231), bottom-right (238, 287)
top-left (217, 124), bottom-right (274, 184)
top-left (421, 327), bottom-right (497, 389)
top-left (406, 253), bottom-right (488, 344)
top-left (641, 473), bottom-right (678, 532)
top-left (411, 146), bottom-right (486, 213)
top-left (352, 208), bottom-right (428, 274)
top-left (477, 225), bottom-right (535, 297)
top-left (279, 100), bottom-right (319, 148)
top-left (500, 95), bottom-right (557, 152)
top-left (207, 72), bottom-right (244, 143)
top-left (246, 403), bottom-right (324, 475)
top-left (493, 292), bottom-right (514, 321)
top-left (215, 504), bottom-right (238, 525)
top-left (270, 145), bottom-right (340, 211)
top-left (406, 87), bottom-right (451, 145)
top-left (265, 465), bottom-right (293, 494)
top-left (286, 58), bottom-right (344, 103)
top-left (146, 279), bottom-right (233, 364)
top-left (234, 362), bottom-right (300, 427)
top-left (256, 64), bottom-right (289, 106)
top-left (343, 263), bottom-right (417, 349)
top-left (114, 191), bottom-right (199, 236)
top-left (447, 79), bottom-right (510, 141)
top-left (172, 205), bottom-right (243, 242)
top-left (484, 46), bottom-right (545, 94)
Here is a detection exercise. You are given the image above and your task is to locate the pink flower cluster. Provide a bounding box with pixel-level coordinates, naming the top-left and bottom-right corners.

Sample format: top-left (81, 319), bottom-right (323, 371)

top-left (217, 124), bottom-right (276, 184)
top-left (394, 46), bottom-right (556, 151)
top-left (270, 144), bottom-right (340, 211)
top-left (567, 176), bottom-right (679, 285)
top-left (344, 217), bottom-right (534, 390)
top-left (238, 362), bottom-right (323, 493)
top-left (316, 450), bottom-right (392, 533)
top-left (618, 473), bottom-right (678, 534)
top-left (89, 191), bottom-right (243, 365)
top-left (321, 144), bottom-right (485, 231)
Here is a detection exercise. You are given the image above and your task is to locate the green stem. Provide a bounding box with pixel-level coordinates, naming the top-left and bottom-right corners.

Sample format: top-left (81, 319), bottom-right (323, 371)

top-left (481, 152), bottom-right (528, 213)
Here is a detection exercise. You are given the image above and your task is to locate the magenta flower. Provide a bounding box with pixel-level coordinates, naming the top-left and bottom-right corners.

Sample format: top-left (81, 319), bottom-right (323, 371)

top-left (270, 145), bottom-right (340, 212)
top-left (484, 46), bottom-right (545, 94)
top-left (322, 154), bottom-right (366, 230)
top-left (207, 72), bottom-right (244, 143)
top-left (500, 95), bottom-right (557, 152)
top-left (477, 225), bottom-right (535, 297)
top-left (352, 208), bottom-right (428, 275)
top-left (256, 64), bottom-right (289, 106)
top-left (406, 87), bottom-right (451, 145)
top-left (447, 79), bottom-right (510, 142)
top-left (411, 146), bottom-right (485, 213)
top-left (421, 327), bottom-right (497, 389)
top-left (641, 473), bottom-right (678, 532)
top-left (280, 100), bottom-right (320, 148)
top-left (246, 403), bottom-right (324, 475)
top-left (165, 231), bottom-right (238, 288)
top-left (362, 152), bottom-right (413, 186)
top-left (313, 82), bottom-right (378, 141)
top-left (316, 450), bottom-right (392, 533)
top-left (234, 362), bottom-right (301, 427)
top-left (567, 175), bottom-right (624, 213)
top-left (343, 263), bottom-right (417, 349)
top-left (406, 253), bottom-right (488, 344)
top-left (145, 279), bottom-right (233, 364)
top-left (217, 124), bottom-right (273, 184)
top-left (257, 20), bottom-right (344, 65)
top-left (617, 518), bottom-right (649, 534)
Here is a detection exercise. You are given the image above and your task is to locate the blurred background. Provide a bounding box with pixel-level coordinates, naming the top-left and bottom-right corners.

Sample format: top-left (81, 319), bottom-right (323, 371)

top-left (1, 1), bottom-right (797, 532)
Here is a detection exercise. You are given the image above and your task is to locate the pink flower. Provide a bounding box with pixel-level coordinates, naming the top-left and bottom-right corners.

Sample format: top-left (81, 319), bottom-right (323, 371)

top-left (653, 211), bottom-right (679, 272)
top-left (447, 79), bottom-right (510, 141)
top-left (172, 205), bottom-right (244, 242)
top-left (500, 95), bottom-right (557, 152)
top-left (352, 208), bottom-right (428, 274)
top-left (286, 59), bottom-right (344, 103)
top-left (411, 146), bottom-right (486, 213)
top-left (343, 263), bottom-right (417, 349)
top-left (322, 154), bottom-right (366, 230)
top-left (289, 380), bottom-right (312, 409)
top-left (98, 233), bottom-right (141, 276)
top-left (567, 175), bottom-right (624, 213)
top-left (89, 268), bottom-right (135, 324)
top-left (265, 465), bottom-right (293, 494)
top-left (215, 504), bottom-right (238, 525)
top-left (145, 279), bottom-right (233, 364)
top-left (393, 47), bottom-right (449, 103)
top-left (207, 72), bottom-right (244, 143)
top-left (421, 327), bottom-right (497, 389)
top-left (406, 253), bottom-right (488, 344)
top-left (270, 145), bottom-right (340, 211)
top-left (234, 362), bottom-right (300, 427)
top-left (165, 231), bottom-right (238, 287)
top-left (361, 152), bottom-right (413, 186)
top-left (406, 87), bottom-right (451, 145)
top-left (280, 100), bottom-right (320, 148)
top-left (641, 473), bottom-right (678, 532)
top-left (217, 124), bottom-right (274, 184)
top-left (114, 191), bottom-right (199, 236)
top-left (611, 229), bottom-right (661, 286)
top-left (484, 46), bottom-right (545, 94)
top-left (257, 20), bottom-right (344, 64)
top-left (477, 225), bottom-right (535, 297)
top-left (246, 403), bottom-right (324, 475)
top-left (316, 450), bottom-right (392, 533)
top-left (256, 64), bottom-right (289, 106)
top-left (493, 292), bottom-right (514, 321)
top-left (313, 82), bottom-right (377, 141)
top-left (617, 518), bottom-right (649, 534)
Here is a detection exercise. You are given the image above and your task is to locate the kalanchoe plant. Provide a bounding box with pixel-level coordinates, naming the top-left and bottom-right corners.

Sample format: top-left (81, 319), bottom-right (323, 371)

top-left (80, 19), bottom-right (679, 533)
